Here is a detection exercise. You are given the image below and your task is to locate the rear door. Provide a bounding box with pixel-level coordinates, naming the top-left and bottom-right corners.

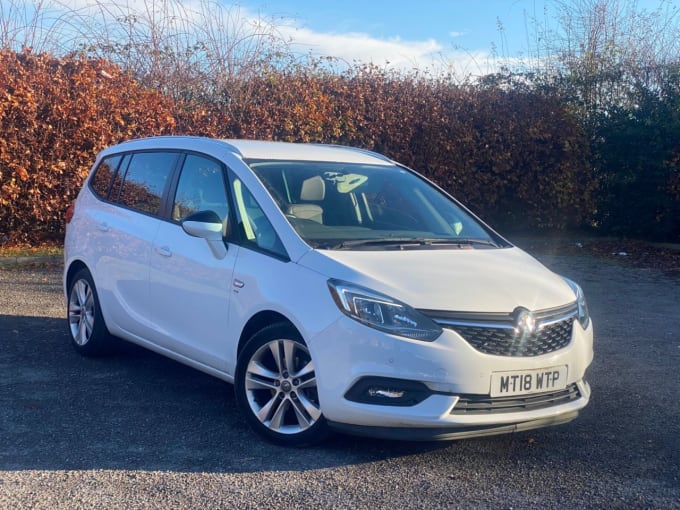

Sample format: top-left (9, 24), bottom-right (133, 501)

top-left (87, 151), bottom-right (179, 339)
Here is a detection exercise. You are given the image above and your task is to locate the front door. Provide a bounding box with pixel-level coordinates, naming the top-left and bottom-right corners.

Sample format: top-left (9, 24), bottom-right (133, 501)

top-left (148, 154), bottom-right (238, 371)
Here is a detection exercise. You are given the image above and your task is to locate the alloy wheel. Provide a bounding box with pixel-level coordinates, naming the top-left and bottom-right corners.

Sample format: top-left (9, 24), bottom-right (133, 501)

top-left (68, 278), bottom-right (95, 346)
top-left (244, 338), bottom-right (321, 435)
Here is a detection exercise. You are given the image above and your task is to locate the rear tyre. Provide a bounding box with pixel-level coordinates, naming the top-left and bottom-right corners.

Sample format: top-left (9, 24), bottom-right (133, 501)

top-left (235, 323), bottom-right (329, 446)
top-left (67, 268), bottom-right (114, 356)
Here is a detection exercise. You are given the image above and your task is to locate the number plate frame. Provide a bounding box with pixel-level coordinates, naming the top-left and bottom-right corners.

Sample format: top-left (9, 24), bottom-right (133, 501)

top-left (490, 366), bottom-right (568, 397)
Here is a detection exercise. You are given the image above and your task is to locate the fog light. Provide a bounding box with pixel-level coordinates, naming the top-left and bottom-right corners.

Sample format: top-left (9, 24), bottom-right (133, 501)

top-left (345, 377), bottom-right (431, 406)
top-left (368, 388), bottom-right (406, 399)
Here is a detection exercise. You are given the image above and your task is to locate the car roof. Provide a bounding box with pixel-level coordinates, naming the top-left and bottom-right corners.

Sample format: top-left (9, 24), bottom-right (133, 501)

top-left (101, 136), bottom-right (395, 166)
top-left (224, 139), bottom-right (395, 165)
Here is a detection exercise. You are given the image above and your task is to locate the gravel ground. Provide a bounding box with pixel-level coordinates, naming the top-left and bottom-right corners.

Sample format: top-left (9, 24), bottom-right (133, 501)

top-left (1, 250), bottom-right (679, 509)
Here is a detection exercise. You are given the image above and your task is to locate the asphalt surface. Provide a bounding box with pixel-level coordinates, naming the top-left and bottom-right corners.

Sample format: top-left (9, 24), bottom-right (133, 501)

top-left (1, 251), bottom-right (679, 509)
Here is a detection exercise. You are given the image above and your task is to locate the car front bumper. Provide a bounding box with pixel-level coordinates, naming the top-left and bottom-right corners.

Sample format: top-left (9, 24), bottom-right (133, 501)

top-left (327, 408), bottom-right (583, 441)
top-left (310, 316), bottom-right (593, 439)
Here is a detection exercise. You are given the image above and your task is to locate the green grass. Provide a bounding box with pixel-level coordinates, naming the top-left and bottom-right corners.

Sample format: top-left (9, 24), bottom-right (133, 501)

top-left (0, 244), bottom-right (63, 258)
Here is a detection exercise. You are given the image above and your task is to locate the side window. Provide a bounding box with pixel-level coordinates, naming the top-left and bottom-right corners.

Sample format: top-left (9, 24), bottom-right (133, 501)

top-left (89, 155), bottom-right (122, 199)
top-left (117, 152), bottom-right (177, 216)
top-left (172, 155), bottom-right (230, 224)
top-left (232, 178), bottom-right (287, 258)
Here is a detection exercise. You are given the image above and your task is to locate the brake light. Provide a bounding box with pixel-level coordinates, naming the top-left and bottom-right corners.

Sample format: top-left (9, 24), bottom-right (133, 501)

top-left (65, 202), bottom-right (75, 224)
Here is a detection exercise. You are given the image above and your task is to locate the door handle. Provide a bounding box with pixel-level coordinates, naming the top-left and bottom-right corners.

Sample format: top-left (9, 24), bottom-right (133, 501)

top-left (156, 245), bottom-right (172, 257)
top-left (97, 222), bottom-right (109, 232)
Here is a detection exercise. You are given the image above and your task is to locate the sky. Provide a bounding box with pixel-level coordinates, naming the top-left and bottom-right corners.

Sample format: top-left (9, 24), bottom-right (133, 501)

top-left (231, 0), bottom-right (673, 75)
top-left (2, 0), bottom-right (673, 77)
top-left (237, 0), bottom-right (550, 75)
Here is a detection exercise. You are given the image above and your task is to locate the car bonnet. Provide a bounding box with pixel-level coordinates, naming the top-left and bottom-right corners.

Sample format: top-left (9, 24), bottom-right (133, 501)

top-left (297, 246), bottom-right (576, 313)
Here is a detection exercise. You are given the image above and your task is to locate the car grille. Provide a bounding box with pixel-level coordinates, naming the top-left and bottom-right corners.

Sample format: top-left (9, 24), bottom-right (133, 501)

top-left (421, 303), bottom-right (577, 357)
top-left (452, 319), bottom-right (574, 357)
top-left (451, 384), bottom-right (582, 415)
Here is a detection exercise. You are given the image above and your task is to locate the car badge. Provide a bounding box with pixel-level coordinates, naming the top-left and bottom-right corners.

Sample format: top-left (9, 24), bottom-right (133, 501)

top-left (513, 307), bottom-right (537, 337)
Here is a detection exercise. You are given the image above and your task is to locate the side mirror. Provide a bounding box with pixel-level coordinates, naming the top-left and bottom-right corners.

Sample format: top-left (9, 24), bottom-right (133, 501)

top-left (181, 211), bottom-right (227, 259)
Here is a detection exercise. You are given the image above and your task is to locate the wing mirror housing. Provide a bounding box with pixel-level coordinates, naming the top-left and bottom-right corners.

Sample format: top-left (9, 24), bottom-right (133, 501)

top-left (182, 211), bottom-right (227, 259)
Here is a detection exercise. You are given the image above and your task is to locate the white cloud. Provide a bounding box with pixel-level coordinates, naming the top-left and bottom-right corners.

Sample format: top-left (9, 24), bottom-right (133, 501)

top-left (279, 24), bottom-right (442, 68)
top-left (277, 22), bottom-right (500, 77)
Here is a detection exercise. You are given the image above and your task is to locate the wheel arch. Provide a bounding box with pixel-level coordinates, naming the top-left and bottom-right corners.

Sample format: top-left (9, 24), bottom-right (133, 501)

top-left (237, 310), bottom-right (300, 357)
top-left (65, 259), bottom-right (90, 293)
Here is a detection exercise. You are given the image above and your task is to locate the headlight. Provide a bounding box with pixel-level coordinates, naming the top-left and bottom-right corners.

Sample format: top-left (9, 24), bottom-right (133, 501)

top-left (563, 277), bottom-right (590, 330)
top-left (328, 279), bottom-right (442, 341)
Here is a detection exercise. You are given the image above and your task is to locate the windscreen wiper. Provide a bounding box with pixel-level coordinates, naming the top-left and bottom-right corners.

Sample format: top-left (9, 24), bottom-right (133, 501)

top-left (449, 238), bottom-right (499, 248)
top-left (330, 237), bottom-right (498, 250)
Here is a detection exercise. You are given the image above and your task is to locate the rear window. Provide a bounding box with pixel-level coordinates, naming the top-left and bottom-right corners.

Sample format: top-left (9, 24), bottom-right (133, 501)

top-left (89, 155), bottom-right (122, 199)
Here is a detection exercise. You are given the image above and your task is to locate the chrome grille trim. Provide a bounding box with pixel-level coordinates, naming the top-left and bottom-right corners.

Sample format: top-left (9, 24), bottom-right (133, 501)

top-left (451, 384), bottom-right (582, 415)
top-left (420, 303), bottom-right (577, 357)
top-left (422, 303), bottom-right (577, 327)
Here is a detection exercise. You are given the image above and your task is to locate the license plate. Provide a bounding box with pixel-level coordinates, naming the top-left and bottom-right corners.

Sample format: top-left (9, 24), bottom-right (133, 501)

top-left (490, 366), bottom-right (568, 397)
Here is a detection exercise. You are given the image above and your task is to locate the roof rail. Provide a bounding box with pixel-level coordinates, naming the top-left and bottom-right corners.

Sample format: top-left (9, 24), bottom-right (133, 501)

top-left (112, 135), bottom-right (245, 158)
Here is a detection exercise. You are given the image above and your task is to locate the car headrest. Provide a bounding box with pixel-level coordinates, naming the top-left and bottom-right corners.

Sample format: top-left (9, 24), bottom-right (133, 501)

top-left (300, 176), bottom-right (325, 201)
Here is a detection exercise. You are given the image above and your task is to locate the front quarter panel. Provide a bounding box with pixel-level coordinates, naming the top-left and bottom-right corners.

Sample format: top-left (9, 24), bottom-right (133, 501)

top-left (227, 247), bottom-right (340, 376)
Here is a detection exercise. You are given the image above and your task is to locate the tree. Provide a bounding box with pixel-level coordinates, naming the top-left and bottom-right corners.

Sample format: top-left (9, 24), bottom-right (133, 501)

top-left (519, 0), bottom-right (680, 240)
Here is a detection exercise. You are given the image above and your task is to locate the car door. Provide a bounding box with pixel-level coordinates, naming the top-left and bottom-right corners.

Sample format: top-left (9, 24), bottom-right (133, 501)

top-left (90, 151), bottom-right (179, 339)
top-left (147, 153), bottom-right (239, 371)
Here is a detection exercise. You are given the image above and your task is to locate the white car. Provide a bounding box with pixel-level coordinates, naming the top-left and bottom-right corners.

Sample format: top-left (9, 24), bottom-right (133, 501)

top-left (64, 136), bottom-right (593, 445)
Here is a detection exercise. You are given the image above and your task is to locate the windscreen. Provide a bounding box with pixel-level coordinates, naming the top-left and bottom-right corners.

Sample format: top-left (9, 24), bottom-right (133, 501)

top-left (248, 160), bottom-right (507, 250)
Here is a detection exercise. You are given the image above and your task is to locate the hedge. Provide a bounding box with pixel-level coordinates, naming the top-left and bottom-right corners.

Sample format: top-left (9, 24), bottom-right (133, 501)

top-left (0, 51), bottom-right (596, 244)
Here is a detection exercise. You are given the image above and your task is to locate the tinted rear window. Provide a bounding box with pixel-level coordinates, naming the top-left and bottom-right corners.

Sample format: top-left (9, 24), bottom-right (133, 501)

top-left (89, 155), bottom-right (122, 199)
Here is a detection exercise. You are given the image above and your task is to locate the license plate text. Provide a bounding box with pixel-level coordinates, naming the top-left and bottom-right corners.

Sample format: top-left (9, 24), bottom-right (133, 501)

top-left (490, 366), bottom-right (568, 397)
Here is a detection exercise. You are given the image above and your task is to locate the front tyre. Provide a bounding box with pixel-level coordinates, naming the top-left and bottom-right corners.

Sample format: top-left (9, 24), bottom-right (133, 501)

top-left (235, 323), bottom-right (329, 446)
top-left (67, 268), bottom-right (114, 356)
